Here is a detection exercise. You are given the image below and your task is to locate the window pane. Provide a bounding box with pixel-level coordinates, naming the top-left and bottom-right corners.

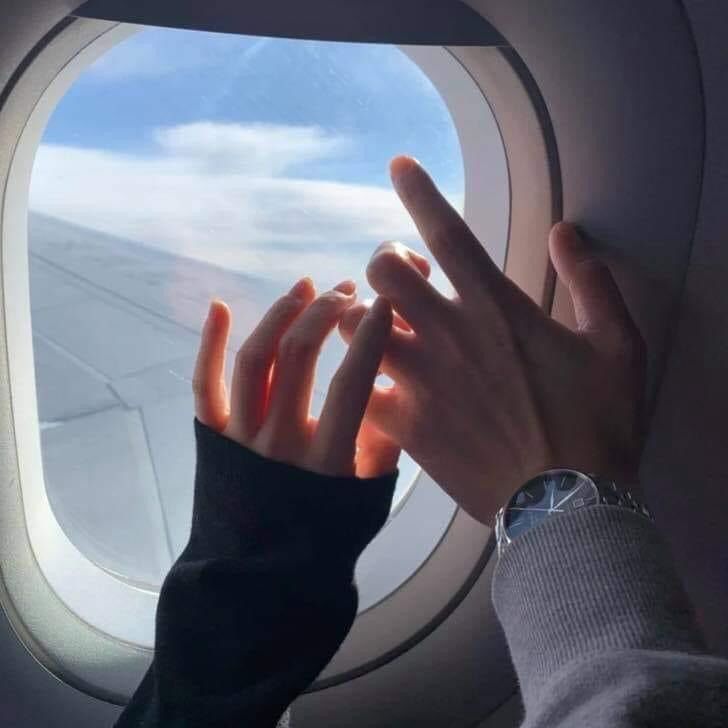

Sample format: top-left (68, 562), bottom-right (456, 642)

top-left (29, 28), bottom-right (466, 587)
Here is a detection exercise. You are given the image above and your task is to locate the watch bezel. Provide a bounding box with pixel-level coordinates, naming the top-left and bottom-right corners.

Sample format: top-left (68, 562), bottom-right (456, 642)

top-left (496, 468), bottom-right (598, 555)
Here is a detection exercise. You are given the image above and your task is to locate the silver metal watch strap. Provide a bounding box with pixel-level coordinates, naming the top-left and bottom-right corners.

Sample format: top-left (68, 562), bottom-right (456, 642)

top-left (589, 476), bottom-right (653, 521)
top-left (495, 475), bottom-right (652, 558)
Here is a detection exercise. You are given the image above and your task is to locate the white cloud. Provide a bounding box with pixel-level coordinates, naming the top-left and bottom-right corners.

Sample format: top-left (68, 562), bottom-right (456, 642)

top-left (154, 122), bottom-right (350, 175)
top-left (29, 122), bottom-right (433, 284)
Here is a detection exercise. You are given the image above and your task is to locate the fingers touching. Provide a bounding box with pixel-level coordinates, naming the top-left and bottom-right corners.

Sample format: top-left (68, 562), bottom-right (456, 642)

top-left (366, 241), bottom-right (451, 332)
top-left (313, 297), bottom-right (399, 475)
top-left (194, 282), bottom-right (398, 478)
top-left (339, 301), bottom-right (421, 381)
top-left (384, 159), bottom-right (634, 359)
top-left (389, 156), bottom-right (502, 300)
top-left (362, 156), bottom-right (510, 339)
top-left (261, 280), bottom-right (357, 445)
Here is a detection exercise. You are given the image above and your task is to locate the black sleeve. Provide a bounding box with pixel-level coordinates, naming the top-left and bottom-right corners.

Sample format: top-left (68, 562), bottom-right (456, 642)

top-left (115, 418), bottom-right (397, 728)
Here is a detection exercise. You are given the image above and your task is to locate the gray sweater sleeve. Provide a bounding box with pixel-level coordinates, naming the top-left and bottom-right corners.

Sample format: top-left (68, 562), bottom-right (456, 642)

top-left (491, 506), bottom-right (728, 727)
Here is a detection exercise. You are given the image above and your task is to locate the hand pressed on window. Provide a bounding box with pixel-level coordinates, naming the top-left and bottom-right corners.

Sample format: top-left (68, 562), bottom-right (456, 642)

top-left (339, 156), bottom-right (646, 524)
top-left (192, 278), bottom-right (400, 479)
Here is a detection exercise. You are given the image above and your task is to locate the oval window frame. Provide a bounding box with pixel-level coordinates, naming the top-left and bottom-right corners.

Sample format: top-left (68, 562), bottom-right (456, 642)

top-left (0, 17), bottom-right (559, 702)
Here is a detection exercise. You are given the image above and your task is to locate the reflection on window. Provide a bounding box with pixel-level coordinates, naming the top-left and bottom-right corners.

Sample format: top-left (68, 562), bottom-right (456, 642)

top-left (28, 28), bottom-right (464, 587)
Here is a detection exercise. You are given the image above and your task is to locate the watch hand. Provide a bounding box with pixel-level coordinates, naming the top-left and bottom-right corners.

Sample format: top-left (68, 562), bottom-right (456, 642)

top-left (509, 507), bottom-right (564, 512)
top-left (552, 482), bottom-right (583, 511)
top-left (549, 475), bottom-right (567, 512)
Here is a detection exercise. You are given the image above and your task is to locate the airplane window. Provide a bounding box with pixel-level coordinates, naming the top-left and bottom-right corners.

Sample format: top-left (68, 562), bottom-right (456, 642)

top-left (27, 28), bottom-right (470, 588)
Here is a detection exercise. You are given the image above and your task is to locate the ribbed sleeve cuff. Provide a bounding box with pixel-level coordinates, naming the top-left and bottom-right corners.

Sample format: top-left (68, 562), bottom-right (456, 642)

top-left (492, 506), bottom-right (705, 709)
top-left (188, 419), bottom-right (397, 571)
top-left (133, 421), bottom-right (398, 727)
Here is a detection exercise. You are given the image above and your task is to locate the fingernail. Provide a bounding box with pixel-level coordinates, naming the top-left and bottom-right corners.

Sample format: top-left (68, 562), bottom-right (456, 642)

top-left (559, 224), bottom-right (586, 252)
top-left (205, 298), bottom-right (229, 328)
top-left (289, 277), bottom-right (313, 300)
top-left (403, 250), bottom-right (428, 276)
top-left (390, 155), bottom-right (421, 180)
top-left (206, 298), bottom-right (221, 318)
top-left (333, 280), bottom-right (356, 295)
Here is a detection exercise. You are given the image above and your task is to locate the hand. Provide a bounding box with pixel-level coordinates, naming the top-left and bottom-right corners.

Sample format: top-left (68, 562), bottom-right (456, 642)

top-left (339, 156), bottom-right (646, 523)
top-left (193, 277), bottom-right (400, 478)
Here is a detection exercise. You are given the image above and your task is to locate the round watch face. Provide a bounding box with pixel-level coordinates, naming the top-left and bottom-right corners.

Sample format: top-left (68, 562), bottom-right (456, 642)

top-left (503, 469), bottom-right (598, 541)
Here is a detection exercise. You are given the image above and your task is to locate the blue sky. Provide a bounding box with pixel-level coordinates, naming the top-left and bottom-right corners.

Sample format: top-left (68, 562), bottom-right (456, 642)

top-left (42, 29), bottom-right (463, 190)
top-left (30, 27), bottom-right (469, 290)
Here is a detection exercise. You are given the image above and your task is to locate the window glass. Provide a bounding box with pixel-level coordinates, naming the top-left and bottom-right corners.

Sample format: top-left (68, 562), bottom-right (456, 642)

top-left (28, 28), bottom-right (465, 587)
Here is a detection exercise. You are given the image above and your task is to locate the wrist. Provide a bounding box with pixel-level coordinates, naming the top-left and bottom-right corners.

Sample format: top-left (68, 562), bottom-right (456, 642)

top-left (191, 419), bottom-right (396, 562)
top-left (495, 467), bottom-right (650, 557)
top-left (492, 506), bottom-right (703, 712)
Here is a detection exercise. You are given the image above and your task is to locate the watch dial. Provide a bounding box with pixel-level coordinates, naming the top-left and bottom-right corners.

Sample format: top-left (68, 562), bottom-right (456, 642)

top-left (504, 470), bottom-right (598, 540)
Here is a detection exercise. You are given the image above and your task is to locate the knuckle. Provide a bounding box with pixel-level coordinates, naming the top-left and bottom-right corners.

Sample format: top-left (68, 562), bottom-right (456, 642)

top-left (261, 294), bottom-right (305, 329)
top-left (576, 257), bottom-right (609, 284)
top-left (606, 320), bottom-right (645, 364)
top-left (429, 222), bottom-right (459, 251)
top-left (278, 331), bottom-right (316, 362)
top-left (316, 290), bottom-right (348, 307)
top-left (235, 342), bottom-right (267, 375)
top-left (338, 306), bottom-right (362, 336)
top-left (275, 295), bottom-right (303, 317)
top-left (437, 310), bottom-right (477, 353)
top-left (298, 292), bottom-right (350, 323)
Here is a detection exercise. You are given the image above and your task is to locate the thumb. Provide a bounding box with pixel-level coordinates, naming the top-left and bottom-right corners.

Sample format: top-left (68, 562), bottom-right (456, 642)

top-left (549, 222), bottom-right (639, 354)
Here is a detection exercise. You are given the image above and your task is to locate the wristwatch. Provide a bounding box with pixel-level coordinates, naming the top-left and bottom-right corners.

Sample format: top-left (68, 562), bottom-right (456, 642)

top-left (494, 468), bottom-right (652, 558)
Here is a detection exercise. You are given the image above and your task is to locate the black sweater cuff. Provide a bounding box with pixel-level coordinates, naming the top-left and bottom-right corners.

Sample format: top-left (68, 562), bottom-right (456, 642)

top-left (116, 420), bottom-right (397, 728)
top-left (188, 418), bottom-right (397, 570)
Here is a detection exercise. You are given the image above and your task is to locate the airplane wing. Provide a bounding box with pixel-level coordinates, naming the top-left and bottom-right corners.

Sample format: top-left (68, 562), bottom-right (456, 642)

top-left (29, 212), bottom-right (280, 587)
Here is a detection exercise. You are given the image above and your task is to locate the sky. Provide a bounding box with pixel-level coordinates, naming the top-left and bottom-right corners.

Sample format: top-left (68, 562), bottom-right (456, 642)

top-left (29, 27), bottom-right (467, 291)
